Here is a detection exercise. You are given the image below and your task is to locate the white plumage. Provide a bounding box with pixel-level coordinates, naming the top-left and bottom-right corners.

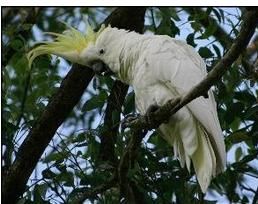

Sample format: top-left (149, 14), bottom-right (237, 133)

top-left (91, 27), bottom-right (226, 192)
top-left (29, 25), bottom-right (226, 193)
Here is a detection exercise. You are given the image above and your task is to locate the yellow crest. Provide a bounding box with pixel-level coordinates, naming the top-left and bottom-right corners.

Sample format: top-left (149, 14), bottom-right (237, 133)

top-left (27, 23), bottom-right (105, 68)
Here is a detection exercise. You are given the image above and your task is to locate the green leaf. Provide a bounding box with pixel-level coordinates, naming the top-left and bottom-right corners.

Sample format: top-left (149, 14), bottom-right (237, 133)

top-left (170, 20), bottom-right (180, 37)
top-left (234, 91), bottom-right (256, 104)
top-left (157, 8), bottom-right (180, 37)
top-left (198, 47), bottom-right (214, 58)
top-left (159, 8), bottom-right (180, 21)
top-left (56, 171), bottom-right (74, 187)
top-left (34, 183), bottom-right (48, 202)
top-left (22, 23), bottom-right (33, 30)
top-left (56, 163), bottom-right (67, 172)
top-left (169, 8), bottom-right (181, 21)
top-left (17, 198), bottom-right (27, 204)
top-left (148, 131), bottom-right (170, 153)
top-left (127, 167), bottom-right (139, 179)
top-left (79, 172), bottom-right (105, 186)
top-left (198, 19), bottom-right (217, 39)
top-left (2, 117), bottom-right (17, 145)
top-left (10, 39), bottom-right (24, 51)
top-left (10, 53), bottom-right (28, 72)
top-left (212, 8), bottom-right (222, 23)
top-left (242, 196), bottom-right (249, 203)
top-left (244, 105), bottom-right (258, 121)
top-left (42, 169), bottom-right (57, 179)
top-left (206, 7), bottom-right (213, 15)
top-left (43, 151), bottom-right (69, 163)
top-left (123, 92), bottom-right (135, 114)
top-left (194, 9), bottom-right (208, 20)
top-left (235, 147), bottom-right (243, 162)
top-left (230, 102), bottom-right (245, 117)
top-left (226, 131), bottom-right (250, 144)
top-left (82, 90), bottom-right (108, 112)
top-left (191, 22), bottom-right (202, 32)
top-left (186, 33), bottom-right (197, 47)
top-left (229, 117), bottom-right (241, 132)
top-left (103, 76), bottom-right (114, 90)
top-left (71, 133), bottom-right (86, 143)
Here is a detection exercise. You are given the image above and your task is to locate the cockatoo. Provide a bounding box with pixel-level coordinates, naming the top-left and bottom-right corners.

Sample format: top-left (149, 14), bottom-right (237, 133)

top-left (28, 24), bottom-right (226, 193)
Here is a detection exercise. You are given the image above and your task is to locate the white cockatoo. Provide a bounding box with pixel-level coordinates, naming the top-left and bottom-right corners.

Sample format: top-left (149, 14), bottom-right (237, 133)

top-left (28, 24), bottom-right (226, 192)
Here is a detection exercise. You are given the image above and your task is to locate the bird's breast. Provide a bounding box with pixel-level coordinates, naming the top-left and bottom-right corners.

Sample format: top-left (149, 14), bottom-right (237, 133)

top-left (133, 81), bottom-right (178, 115)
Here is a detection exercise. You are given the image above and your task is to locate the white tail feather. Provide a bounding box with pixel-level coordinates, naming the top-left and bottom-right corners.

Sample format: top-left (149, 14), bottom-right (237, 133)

top-left (191, 123), bottom-right (216, 192)
top-left (159, 108), bottom-right (219, 193)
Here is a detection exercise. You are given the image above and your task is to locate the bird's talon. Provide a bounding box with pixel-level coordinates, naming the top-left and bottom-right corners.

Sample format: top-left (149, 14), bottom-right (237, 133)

top-left (121, 113), bottom-right (140, 129)
top-left (145, 104), bottom-right (160, 125)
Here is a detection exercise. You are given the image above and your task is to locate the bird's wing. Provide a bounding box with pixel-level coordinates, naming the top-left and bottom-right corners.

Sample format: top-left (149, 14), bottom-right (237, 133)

top-left (150, 39), bottom-right (226, 171)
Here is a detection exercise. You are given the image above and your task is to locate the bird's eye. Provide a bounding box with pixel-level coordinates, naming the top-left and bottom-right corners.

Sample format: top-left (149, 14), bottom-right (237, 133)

top-left (99, 49), bottom-right (105, 54)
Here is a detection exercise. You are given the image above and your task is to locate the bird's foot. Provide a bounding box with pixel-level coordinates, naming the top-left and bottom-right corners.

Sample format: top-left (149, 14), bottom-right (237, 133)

top-left (144, 104), bottom-right (160, 126)
top-left (145, 103), bottom-right (171, 126)
top-left (121, 113), bottom-right (141, 130)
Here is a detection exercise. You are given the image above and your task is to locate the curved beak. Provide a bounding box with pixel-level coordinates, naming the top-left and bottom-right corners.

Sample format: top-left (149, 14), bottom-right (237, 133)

top-left (92, 61), bottom-right (113, 76)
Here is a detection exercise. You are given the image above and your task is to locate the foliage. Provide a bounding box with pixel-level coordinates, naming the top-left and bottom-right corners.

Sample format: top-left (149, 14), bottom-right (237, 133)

top-left (2, 7), bottom-right (258, 203)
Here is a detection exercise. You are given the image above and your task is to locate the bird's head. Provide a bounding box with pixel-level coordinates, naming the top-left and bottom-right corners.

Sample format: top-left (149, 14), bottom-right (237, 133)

top-left (27, 23), bottom-right (112, 75)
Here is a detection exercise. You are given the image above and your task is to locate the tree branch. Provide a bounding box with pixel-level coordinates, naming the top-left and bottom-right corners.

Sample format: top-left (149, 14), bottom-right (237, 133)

top-left (71, 174), bottom-right (117, 204)
top-left (118, 128), bottom-right (147, 203)
top-left (99, 81), bottom-right (129, 164)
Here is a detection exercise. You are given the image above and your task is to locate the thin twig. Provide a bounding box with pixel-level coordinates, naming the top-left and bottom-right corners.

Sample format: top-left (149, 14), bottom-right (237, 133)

top-left (70, 174), bottom-right (117, 204)
top-left (252, 186), bottom-right (258, 204)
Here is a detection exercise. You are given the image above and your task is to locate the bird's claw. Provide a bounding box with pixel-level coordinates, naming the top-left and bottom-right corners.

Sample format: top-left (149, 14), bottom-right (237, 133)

top-left (144, 104), bottom-right (160, 126)
top-left (121, 113), bottom-right (140, 130)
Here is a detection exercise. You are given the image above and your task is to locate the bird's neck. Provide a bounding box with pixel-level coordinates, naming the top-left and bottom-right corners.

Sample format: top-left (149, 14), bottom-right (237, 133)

top-left (96, 27), bottom-right (144, 84)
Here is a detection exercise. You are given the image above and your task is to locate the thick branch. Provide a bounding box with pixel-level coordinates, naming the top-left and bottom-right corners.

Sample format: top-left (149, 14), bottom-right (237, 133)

top-left (99, 81), bottom-right (129, 164)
